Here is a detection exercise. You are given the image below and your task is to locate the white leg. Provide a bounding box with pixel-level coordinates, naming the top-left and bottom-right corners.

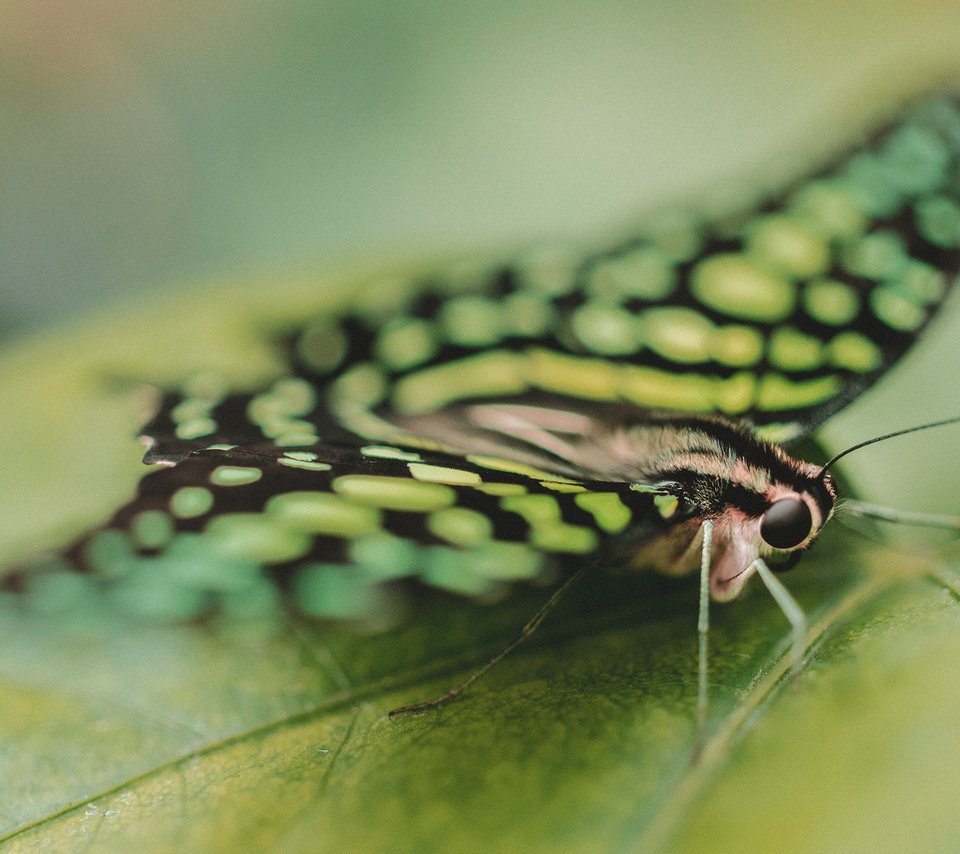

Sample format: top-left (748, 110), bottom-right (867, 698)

top-left (752, 558), bottom-right (807, 677)
top-left (696, 520), bottom-right (713, 746)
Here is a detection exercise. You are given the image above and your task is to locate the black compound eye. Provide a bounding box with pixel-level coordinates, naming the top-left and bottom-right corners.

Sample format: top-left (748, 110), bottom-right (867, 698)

top-left (760, 498), bottom-right (813, 550)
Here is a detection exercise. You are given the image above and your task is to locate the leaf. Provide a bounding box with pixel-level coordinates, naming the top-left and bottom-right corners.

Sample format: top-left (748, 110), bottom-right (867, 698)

top-left (2, 274), bottom-right (960, 853)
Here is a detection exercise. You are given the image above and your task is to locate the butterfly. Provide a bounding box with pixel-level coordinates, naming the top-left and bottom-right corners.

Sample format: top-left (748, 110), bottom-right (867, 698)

top-left (6, 85), bottom-right (960, 721)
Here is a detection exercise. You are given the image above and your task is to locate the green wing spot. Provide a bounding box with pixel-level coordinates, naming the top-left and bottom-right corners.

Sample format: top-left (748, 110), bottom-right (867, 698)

top-left (170, 486), bottom-right (215, 519)
top-left (407, 462), bottom-right (483, 486)
top-left (870, 286), bottom-right (927, 332)
top-left (788, 180), bottom-right (867, 240)
top-left (175, 418), bottom-right (217, 440)
top-left (756, 373), bottom-right (841, 411)
top-left (842, 231), bottom-right (908, 279)
top-left (503, 292), bottom-right (554, 337)
top-left (427, 507), bottom-right (494, 547)
top-left (641, 307), bottom-right (714, 364)
top-left (375, 317), bottom-right (437, 370)
top-left (880, 122), bottom-right (950, 195)
top-left (461, 542), bottom-right (543, 581)
top-left (767, 327), bottom-right (826, 371)
top-left (392, 351), bottom-right (526, 414)
top-left (690, 255), bottom-right (796, 322)
top-left (711, 324), bottom-right (764, 367)
top-left (841, 152), bottom-right (903, 218)
top-left (467, 453), bottom-right (581, 483)
top-left (501, 494), bottom-right (562, 526)
top-left (348, 534), bottom-right (420, 580)
top-left (296, 321), bottom-right (348, 373)
top-left (439, 296), bottom-right (505, 347)
top-left (802, 279), bottom-right (861, 326)
top-left (715, 372), bottom-right (756, 415)
top-left (654, 494), bottom-right (679, 519)
top-left (292, 565), bottom-right (383, 620)
top-left (914, 195), bottom-right (960, 248)
top-left (266, 492), bottom-right (382, 536)
top-left (538, 481), bottom-right (588, 493)
top-left (530, 523), bottom-right (597, 553)
top-left (619, 365), bottom-right (715, 411)
top-left (829, 332), bottom-right (882, 372)
top-left (471, 482), bottom-right (529, 496)
top-left (586, 247), bottom-right (676, 301)
top-left (209, 466), bottom-right (263, 487)
top-left (574, 492), bottom-right (631, 533)
top-left (422, 547), bottom-right (496, 597)
top-left (278, 458), bottom-right (333, 471)
top-left (745, 214), bottom-right (830, 278)
top-left (205, 514), bottom-right (313, 564)
top-left (331, 474), bottom-right (456, 511)
top-left (84, 529), bottom-right (134, 577)
top-left (901, 261), bottom-right (947, 303)
top-left (570, 302), bottom-right (641, 355)
top-left (331, 363), bottom-right (388, 408)
top-left (527, 349), bottom-right (619, 400)
top-left (130, 510), bottom-right (174, 550)
top-left (361, 445), bottom-right (423, 462)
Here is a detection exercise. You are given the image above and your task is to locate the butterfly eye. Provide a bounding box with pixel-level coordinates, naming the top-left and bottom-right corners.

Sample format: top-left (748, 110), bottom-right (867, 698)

top-left (760, 498), bottom-right (813, 550)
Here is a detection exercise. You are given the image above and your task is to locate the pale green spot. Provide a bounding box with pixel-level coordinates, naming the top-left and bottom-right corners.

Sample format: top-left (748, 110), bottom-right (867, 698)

top-left (899, 261), bottom-right (946, 304)
top-left (422, 548), bottom-right (496, 597)
top-left (392, 351), bottom-right (525, 415)
top-left (575, 492), bottom-right (631, 534)
top-left (284, 451), bottom-right (319, 461)
top-left (619, 366), bottom-right (714, 411)
top-left (530, 523), bottom-right (597, 554)
top-left (171, 399), bottom-right (210, 422)
top-left (205, 514), bottom-right (312, 564)
top-left (427, 507), bottom-right (493, 547)
top-left (501, 494), bottom-right (561, 525)
top-left (526, 349), bottom-right (619, 401)
top-left (767, 327), bottom-right (825, 371)
top-left (275, 432), bottom-right (321, 447)
top-left (641, 307), bottom-right (714, 364)
top-left (570, 302), bottom-right (640, 356)
top-left (375, 317), bottom-right (437, 370)
top-left (84, 529), bottom-right (133, 576)
top-left (538, 481), bottom-right (588, 493)
top-left (690, 255), bottom-right (796, 322)
top-left (362, 445), bottom-right (422, 462)
top-left (711, 324), bottom-right (764, 367)
top-left (802, 279), bottom-right (861, 326)
top-left (210, 466), bottom-right (263, 487)
top-left (654, 494), bottom-right (679, 519)
top-left (715, 372), bottom-right (756, 414)
top-left (788, 180), bottom-right (867, 240)
top-left (471, 482), bottom-right (528, 496)
top-left (842, 232), bottom-right (908, 280)
top-left (462, 542), bottom-right (543, 580)
top-left (869, 287), bottom-right (926, 332)
top-left (266, 491), bottom-right (381, 536)
top-left (296, 322), bottom-right (347, 373)
top-left (516, 247), bottom-right (580, 296)
top-left (175, 417), bottom-right (217, 440)
top-left (829, 332), bottom-right (882, 372)
top-left (348, 534), bottom-right (420, 580)
top-left (293, 564), bottom-right (382, 620)
top-left (408, 462), bottom-right (482, 486)
top-left (439, 296), bottom-right (505, 347)
top-left (170, 486), bottom-right (215, 519)
top-left (469, 454), bottom-right (580, 483)
top-left (841, 153), bottom-right (903, 218)
top-left (746, 215), bottom-right (830, 278)
top-left (26, 571), bottom-right (96, 615)
top-left (914, 195), bottom-right (960, 248)
top-left (332, 475), bottom-right (456, 511)
top-left (503, 293), bottom-right (554, 337)
top-left (332, 363), bottom-right (387, 408)
top-left (272, 377), bottom-right (316, 414)
top-left (130, 510), bottom-right (174, 550)
top-left (206, 443), bottom-right (236, 451)
top-left (587, 247), bottom-right (676, 300)
top-left (880, 122), bottom-right (949, 195)
top-left (756, 373), bottom-right (841, 411)
top-left (278, 458), bottom-right (332, 472)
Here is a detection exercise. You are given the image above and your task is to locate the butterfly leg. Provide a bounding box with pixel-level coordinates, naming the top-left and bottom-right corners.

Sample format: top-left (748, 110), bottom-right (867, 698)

top-left (693, 519), bottom-right (713, 757)
top-left (751, 558), bottom-right (807, 679)
top-left (388, 561), bottom-right (592, 717)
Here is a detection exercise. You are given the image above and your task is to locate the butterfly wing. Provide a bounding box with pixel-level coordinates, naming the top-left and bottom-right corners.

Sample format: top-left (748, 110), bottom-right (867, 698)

top-left (271, 89), bottom-right (960, 445)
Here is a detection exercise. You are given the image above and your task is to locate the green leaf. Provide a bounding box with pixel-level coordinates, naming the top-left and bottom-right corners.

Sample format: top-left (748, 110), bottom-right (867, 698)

top-left (1, 276), bottom-right (960, 853)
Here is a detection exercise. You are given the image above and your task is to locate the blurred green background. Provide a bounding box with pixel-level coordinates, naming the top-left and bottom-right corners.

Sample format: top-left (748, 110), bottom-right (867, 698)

top-left (3, 0), bottom-right (960, 524)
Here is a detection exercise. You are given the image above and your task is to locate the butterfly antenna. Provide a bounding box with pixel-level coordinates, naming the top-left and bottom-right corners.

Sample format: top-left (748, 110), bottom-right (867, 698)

top-left (816, 415), bottom-right (960, 478)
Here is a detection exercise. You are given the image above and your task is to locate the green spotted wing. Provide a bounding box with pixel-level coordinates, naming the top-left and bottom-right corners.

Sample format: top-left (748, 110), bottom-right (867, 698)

top-left (9, 85), bottom-right (960, 621)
